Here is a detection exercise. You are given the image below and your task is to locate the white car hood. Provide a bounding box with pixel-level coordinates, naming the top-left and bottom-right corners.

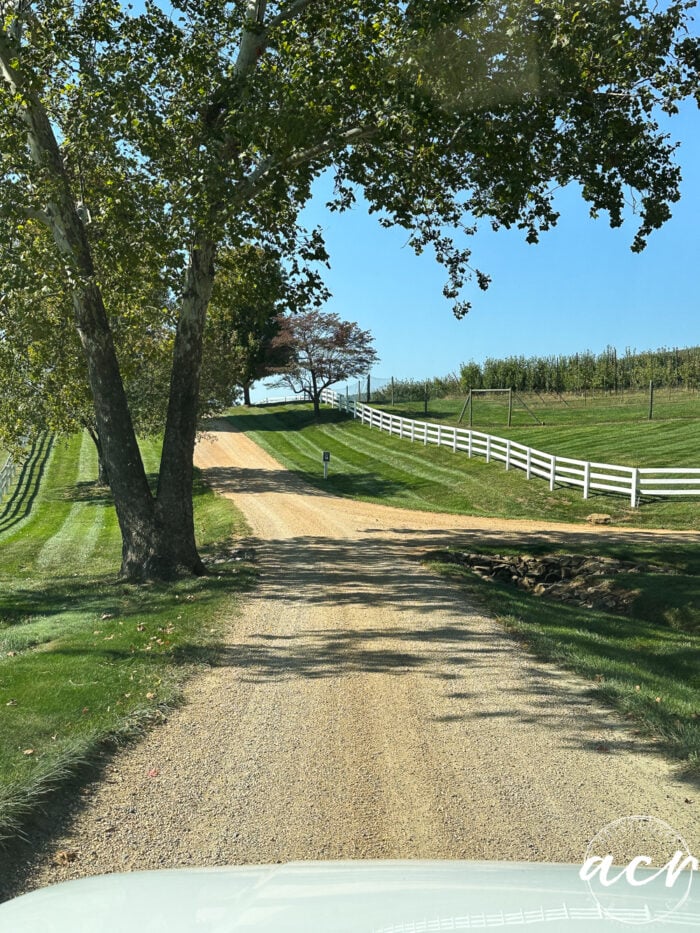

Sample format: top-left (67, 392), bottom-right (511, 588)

top-left (0, 860), bottom-right (697, 931)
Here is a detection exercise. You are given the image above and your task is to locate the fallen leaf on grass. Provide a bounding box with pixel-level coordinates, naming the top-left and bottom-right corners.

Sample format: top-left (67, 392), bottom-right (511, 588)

top-left (146, 692), bottom-right (156, 700)
top-left (23, 748), bottom-right (34, 755)
top-left (6, 699), bottom-right (17, 706)
top-left (101, 613), bottom-right (114, 620)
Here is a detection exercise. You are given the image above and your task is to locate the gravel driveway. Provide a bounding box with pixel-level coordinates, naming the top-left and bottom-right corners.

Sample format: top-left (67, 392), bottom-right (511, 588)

top-left (3, 421), bottom-right (698, 898)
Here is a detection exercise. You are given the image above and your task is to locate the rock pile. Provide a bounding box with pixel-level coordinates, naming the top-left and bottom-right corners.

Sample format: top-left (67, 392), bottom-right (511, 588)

top-left (438, 551), bottom-right (673, 615)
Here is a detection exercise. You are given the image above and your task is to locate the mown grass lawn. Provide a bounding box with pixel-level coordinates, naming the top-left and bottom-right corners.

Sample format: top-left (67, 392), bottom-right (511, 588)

top-left (382, 387), bottom-right (699, 436)
top-left (229, 404), bottom-right (699, 528)
top-left (0, 433), bottom-right (252, 842)
top-left (373, 390), bottom-right (700, 466)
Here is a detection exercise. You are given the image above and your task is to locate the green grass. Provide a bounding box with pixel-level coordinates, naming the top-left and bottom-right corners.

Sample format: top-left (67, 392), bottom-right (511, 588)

top-left (228, 404), bottom-right (699, 528)
top-left (0, 432), bottom-right (252, 843)
top-left (377, 389), bottom-right (700, 467)
top-left (428, 538), bottom-right (700, 774)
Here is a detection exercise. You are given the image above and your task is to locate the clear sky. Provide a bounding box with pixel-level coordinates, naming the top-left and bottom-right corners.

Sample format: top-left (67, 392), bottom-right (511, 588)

top-left (259, 97), bottom-right (699, 397)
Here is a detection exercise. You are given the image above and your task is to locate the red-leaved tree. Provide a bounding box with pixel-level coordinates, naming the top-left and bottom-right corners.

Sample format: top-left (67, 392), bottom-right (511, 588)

top-left (273, 311), bottom-right (379, 419)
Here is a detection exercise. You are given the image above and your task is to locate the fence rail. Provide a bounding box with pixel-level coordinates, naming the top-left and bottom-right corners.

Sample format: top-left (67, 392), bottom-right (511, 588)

top-left (0, 455), bottom-right (16, 504)
top-left (253, 395), bottom-right (308, 407)
top-left (320, 389), bottom-right (700, 507)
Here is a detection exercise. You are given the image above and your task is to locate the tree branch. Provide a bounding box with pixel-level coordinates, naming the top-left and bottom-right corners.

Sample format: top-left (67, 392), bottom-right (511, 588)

top-left (0, 29), bottom-right (22, 93)
top-left (231, 124), bottom-right (378, 206)
top-left (0, 199), bottom-right (51, 226)
top-left (266, 0), bottom-right (317, 32)
top-left (233, 0), bottom-right (269, 77)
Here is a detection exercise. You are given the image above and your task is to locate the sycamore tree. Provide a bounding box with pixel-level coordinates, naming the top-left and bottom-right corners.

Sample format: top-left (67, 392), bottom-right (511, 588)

top-left (0, 1), bottom-right (698, 580)
top-left (272, 310), bottom-right (379, 418)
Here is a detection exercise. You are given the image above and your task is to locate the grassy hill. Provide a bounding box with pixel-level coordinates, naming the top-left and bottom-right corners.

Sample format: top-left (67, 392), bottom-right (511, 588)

top-left (228, 404), bottom-right (699, 529)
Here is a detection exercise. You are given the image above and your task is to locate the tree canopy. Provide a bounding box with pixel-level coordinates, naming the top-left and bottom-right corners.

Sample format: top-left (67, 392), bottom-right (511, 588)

top-left (0, 0), bottom-right (697, 578)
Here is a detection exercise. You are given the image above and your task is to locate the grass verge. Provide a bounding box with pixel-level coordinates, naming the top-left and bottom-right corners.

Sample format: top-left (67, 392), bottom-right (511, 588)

top-left (229, 405), bottom-right (699, 528)
top-left (428, 537), bottom-right (700, 775)
top-left (0, 432), bottom-right (253, 844)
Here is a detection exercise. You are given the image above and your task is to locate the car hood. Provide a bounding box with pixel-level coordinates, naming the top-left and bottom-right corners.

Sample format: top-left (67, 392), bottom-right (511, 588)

top-left (0, 860), bottom-right (697, 931)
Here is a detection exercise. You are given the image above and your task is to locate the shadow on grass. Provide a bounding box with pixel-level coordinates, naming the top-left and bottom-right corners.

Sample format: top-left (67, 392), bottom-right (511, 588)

top-left (0, 436), bottom-right (54, 537)
top-left (57, 480), bottom-right (114, 503)
top-left (0, 562), bottom-right (255, 627)
top-left (213, 406), bottom-right (348, 434)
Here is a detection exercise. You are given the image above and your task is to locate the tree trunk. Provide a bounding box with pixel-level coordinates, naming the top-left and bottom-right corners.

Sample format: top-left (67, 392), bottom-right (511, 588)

top-left (77, 285), bottom-right (166, 580)
top-left (97, 454), bottom-right (109, 487)
top-left (85, 423), bottom-right (110, 486)
top-left (155, 235), bottom-right (217, 577)
top-left (14, 68), bottom-right (166, 580)
top-left (243, 383), bottom-right (252, 406)
top-left (311, 371), bottom-right (320, 420)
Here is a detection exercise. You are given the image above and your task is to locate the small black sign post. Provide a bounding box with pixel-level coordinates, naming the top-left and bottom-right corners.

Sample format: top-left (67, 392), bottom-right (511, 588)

top-left (322, 451), bottom-right (330, 479)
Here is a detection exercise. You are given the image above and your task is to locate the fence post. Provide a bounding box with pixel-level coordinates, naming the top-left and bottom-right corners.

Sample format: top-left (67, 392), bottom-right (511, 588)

top-left (549, 455), bottom-right (556, 491)
top-left (468, 431), bottom-right (472, 458)
top-left (505, 439), bottom-right (511, 471)
top-left (424, 423), bottom-right (428, 446)
top-left (486, 436), bottom-right (491, 463)
top-left (526, 447), bottom-right (531, 480)
top-left (631, 468), bottom-right (640, 507)
top-left (583, 461), bottom-right (590, 500)
top-left (453, 428), bottom-right (457, 453)
top-left (410, 421), bottom-right (415, 443)
top-left (437, 425), bottom-right (442, 447)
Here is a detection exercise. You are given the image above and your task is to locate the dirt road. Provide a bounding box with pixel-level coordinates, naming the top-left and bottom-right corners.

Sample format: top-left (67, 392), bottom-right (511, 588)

top-left (5, 422), bottom-right (698, 896)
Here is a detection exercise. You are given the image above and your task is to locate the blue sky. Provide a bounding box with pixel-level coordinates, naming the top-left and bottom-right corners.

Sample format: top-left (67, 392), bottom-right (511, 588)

top-left (260, 98), bottom-right (699, 395)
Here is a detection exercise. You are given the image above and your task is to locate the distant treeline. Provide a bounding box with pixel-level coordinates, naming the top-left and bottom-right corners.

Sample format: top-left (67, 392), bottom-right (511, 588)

top-left (374, 346), bottom-right (700, 402)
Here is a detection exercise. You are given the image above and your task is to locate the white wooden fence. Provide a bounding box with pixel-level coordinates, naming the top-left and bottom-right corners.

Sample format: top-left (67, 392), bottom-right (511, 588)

top-left (254, 395), bottom-right (307, 406)
top-left (320, 389), bottom-right (700, 507)
top-left (0, 455), bottom-right (16, 504)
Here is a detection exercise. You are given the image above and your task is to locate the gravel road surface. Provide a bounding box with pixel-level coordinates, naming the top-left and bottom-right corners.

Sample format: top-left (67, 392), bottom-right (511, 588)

top-left (3, 421), bottom-right (698, 898)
